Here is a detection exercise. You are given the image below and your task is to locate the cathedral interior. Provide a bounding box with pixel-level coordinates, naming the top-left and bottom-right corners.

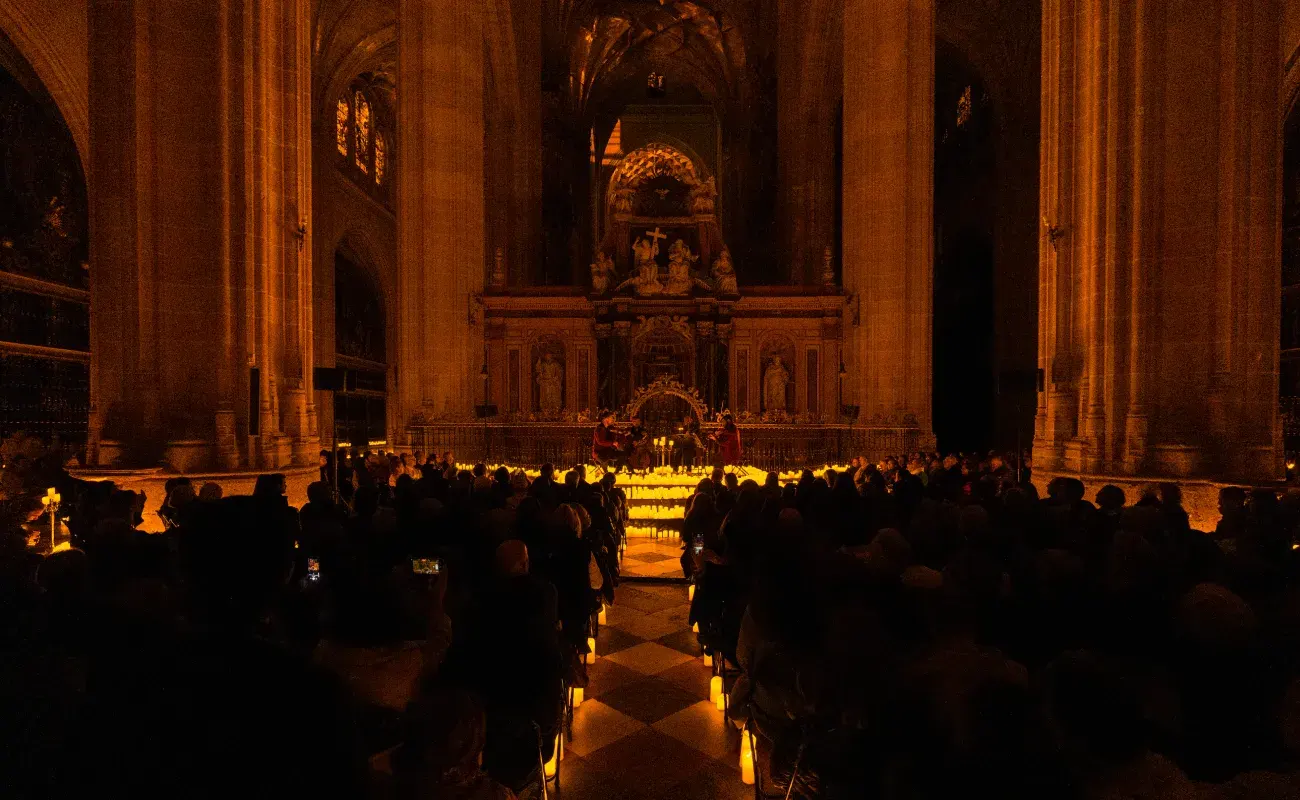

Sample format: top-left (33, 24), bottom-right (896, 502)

top-left (10, 3), bottom-right (1300, 799)
top-left (0, 0), bottom-right (1295, 494)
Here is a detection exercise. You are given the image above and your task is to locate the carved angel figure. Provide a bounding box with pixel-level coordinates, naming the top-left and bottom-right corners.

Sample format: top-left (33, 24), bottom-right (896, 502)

top-left (712, 249), bottom-right (738, 295)
top-left (590, 250), bottom-right (616, 294)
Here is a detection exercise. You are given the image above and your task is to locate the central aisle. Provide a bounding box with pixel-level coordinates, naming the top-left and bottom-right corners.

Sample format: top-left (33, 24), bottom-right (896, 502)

top-left (556, 582), bottom-right (750, 800)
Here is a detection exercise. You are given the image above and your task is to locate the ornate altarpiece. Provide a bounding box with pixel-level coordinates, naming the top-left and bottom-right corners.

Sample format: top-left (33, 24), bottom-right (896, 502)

top-left (483, 142), bottom-right (845, 424)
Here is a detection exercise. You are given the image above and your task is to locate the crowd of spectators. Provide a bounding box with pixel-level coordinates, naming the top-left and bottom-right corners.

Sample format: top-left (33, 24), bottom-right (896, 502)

top-left (5, 443), bottom-right (1300, 799)
top-left (3, 451), bottom-right (620, 799)
top-left (687, 455), bottom-right (1300, 798)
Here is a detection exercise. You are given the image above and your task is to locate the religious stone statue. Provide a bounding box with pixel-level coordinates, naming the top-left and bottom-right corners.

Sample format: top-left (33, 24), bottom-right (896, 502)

top-left (617, 237), bottom-right (664, 296)
top-left (821, 246), bottom-right (836, 287)
top-left (535, 352), bottom-right (564, 413)
top-left (610, 186), bottom-right (635, 215)
top-left (590, 250), bottom-right (616, 294)
top-left (664, 238), bottom-right (699, 294)
top-left (712, 248), bottom-right (738, 295)
top-left (689, 176), bottom-right (717, 215)
top-left (763, 356), bottom-right (790, 412)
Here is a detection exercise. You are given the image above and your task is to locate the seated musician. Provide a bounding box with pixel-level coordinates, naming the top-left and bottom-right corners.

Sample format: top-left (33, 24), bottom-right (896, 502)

top-left (710, 413), bottom-right (742, 467)
top-left (624, 415), bottom-right (652, 472)
top-left (675, 415), bottom-right (701, 471)
top-left (591, 411), bottom-right (622, 466)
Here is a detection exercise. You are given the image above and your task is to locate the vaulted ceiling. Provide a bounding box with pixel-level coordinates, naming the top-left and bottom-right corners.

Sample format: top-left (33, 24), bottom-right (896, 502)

top-left (544, 0), bottom-right (769, 120)
top-left (312, 0), bottom-right (397, 119)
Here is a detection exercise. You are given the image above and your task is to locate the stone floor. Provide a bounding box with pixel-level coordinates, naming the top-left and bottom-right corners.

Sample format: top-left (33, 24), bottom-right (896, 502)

top-left (556, 582), bottom-right (751, 800)
top-left (619, 537), bottom-right (686, 580)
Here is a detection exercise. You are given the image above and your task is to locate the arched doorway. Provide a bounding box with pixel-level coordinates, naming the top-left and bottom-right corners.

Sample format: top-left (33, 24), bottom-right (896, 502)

top-left (0, 46), bottom-right (89, 453)
top-left (1280, 99), bottom-right (1300, 465)
top-left (333, 248), bottom-right (387, 447)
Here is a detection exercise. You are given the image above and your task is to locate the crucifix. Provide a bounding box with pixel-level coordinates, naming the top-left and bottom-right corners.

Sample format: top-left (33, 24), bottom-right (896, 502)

top-left (644, 227), bottom-right (668, 253)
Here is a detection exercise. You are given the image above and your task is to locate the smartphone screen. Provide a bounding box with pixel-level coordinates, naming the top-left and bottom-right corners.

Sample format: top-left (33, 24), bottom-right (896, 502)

top-left (412, 557), bottom-right (441, 575)
top-left (306, 558), bottom-right (321, 581)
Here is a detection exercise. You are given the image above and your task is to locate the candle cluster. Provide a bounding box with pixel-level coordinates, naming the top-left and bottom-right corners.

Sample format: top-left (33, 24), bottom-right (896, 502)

top-left (628, 504), bottom-right (685, 520)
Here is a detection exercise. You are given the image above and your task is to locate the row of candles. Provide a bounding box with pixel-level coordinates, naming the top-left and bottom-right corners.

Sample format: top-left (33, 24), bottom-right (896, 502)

top-left (690, 584), bottom-right (756, 785)
top-left (627, 505), bottom-right (685, 520)
top-left (542, 603), bottom-right (611, 779)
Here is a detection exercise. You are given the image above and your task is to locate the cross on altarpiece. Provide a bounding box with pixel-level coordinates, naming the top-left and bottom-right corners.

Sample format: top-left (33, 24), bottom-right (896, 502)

top-left (644, 227), bottom-right (668, 248)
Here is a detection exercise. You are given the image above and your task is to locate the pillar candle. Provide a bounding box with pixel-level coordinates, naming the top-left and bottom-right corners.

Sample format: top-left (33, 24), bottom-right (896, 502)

top-left (598, 605), bottom-right (607, 625)
top-left (572, 687), bottom-right (583, 707)
top-left (709, 675), bottom-right (722, 704)
top-left (688, 584), bottom-right (695, 601)
top-left (692, 622), bottom-right (699, 633)
top-left (740, 751), bottom-right (755, 785)
top-left (716, 689), bottom-right (726, 712)
top-left (703, 652), bottom-right (713, 667)
top-left (586, 637), bottom-right (596, 664)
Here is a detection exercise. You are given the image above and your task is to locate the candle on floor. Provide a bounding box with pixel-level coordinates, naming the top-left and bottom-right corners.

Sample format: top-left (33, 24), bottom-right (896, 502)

top-left (692, 622), bottom-right (699, 633)
top-left (544, 734), bottom-right (561, 778)
top-left (703, 652), bottom-right (713, 667)
top-left (572, 687), bottom-right (584, 707)
top-left (598, 605), bottom-right (607, 625)
top-left (740, 725), bottom-right (752, 759)
top-left (586, 637), bottom-right (596, 664)
top-left (716, 689), bottom-right (726, 712)
top-left (740, 750), bottom-right (755, 785)
top-left (709, 675), bottom-right (723, 704)
top-left (688, 584), bottom-right (695, 601)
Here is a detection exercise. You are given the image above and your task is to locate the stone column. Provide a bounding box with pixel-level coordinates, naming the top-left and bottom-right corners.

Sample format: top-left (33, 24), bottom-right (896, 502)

top-left (842, 0), bottom-right (934, 437)
top-left (1036, 0), bottom-right (1281, 482)
top-left (87, 0), bottom-right (316, 470)
top-left (396, 0), bottom-right (486, 426)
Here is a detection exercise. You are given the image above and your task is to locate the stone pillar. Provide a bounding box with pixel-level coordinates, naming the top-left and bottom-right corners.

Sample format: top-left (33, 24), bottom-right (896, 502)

top-left (397, 0), bottom-right (486, 426)
top-left (87, 0), bottom-right (316, 470)
top-left (842, 0), bottom-right (934, 437)
top-left (779, 0), bottom-right (840, 286)
top-left (1036, 0), bottom-right (1281, 482)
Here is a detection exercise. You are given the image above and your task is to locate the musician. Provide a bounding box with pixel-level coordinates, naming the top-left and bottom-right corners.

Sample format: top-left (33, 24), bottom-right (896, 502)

top-left (624, 415), bottom-right (653, 472)
top-left (591, 411), bottom-right (622, 466)
top-left (710, 413), bottom-right (742, 467)
top-left (675, 415), bottom-right (702, 470)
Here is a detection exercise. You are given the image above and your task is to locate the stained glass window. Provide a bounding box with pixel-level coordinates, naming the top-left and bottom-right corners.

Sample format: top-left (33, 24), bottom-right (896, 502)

top-left (354, 91), bottom-right (371, 173)
top-left (374, 132), bottom-right (386, 185)
top-left (335, 98), bottom-right (350, 156)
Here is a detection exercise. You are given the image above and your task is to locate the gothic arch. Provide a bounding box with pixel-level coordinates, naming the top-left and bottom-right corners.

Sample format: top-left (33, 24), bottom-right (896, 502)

top-left (0, 2), bottom-right (88, 166)
top-left (333, 227), bottom-right (391, 322)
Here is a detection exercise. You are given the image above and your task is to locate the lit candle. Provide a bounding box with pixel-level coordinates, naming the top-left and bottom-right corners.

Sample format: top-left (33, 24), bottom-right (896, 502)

top-left (544, 734), bottom-right (561, 777)
top-left (709, 675), bottom-right (722, 704)
top-left (740, 726), bottom-right (752, 759)
top-left (586, 637), bottom-right (596, 664)
top-left (598, 605), bottom-right (607, 625)
top-left (572, 687), bottom-right (584, 707)
top-left (703, 652), bottom-right (713, 667)
top-left (740, 750), bottom-right (755, 785)
top-left (692, 622), bottom-right (699, 633)
top-left (716, 689), bottom-right (726, 712)
top-left (688, 584), bottom-right (695, 601)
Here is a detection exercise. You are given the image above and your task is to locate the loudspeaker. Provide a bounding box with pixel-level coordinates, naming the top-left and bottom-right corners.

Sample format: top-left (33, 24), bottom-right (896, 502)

top-left (474, 404), bottom-right (499, 419)
top-left (997, 368), bottom-right (1045, 395)
top-left (313, 366), bottom-right (344, 391)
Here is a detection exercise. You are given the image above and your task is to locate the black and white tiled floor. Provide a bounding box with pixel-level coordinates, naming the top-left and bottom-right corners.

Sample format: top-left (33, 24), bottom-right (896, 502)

top-left (558, 581), bottom-right (751, 800)
top-left (620, 538), bottom-right (686, 580)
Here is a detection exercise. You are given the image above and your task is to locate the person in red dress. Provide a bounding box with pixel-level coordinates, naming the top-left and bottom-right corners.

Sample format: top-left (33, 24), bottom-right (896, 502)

top-left (710, 413), bottom-right (742, 467)
top-left (591, 411), bottom-right (622, 466)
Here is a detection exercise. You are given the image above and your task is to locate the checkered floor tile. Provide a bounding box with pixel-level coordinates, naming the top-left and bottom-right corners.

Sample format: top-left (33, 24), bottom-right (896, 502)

top-left (620, 537), bottom-right (686, 579)
top-left (558, 583), bottom-right (748, 799)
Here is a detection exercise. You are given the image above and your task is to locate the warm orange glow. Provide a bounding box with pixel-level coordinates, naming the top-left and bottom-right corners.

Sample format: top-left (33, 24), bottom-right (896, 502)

top-left (354, 91), bottom-right (371, 173)
top-left (335, 98), bottom-right (349, 155)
